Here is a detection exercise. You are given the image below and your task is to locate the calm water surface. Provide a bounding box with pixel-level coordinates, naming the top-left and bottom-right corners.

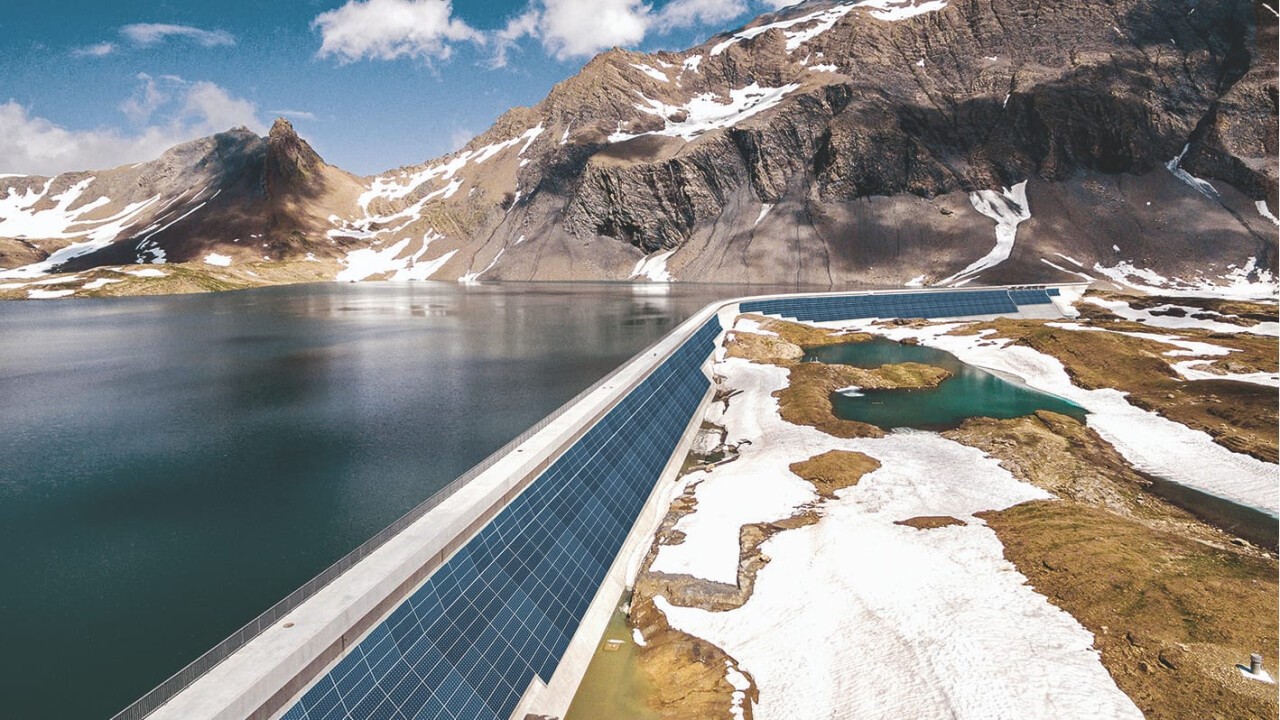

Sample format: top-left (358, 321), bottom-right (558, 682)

top-left (808, 338), bottom-right (1087, 430)
top-left (0, 281), bottom-right (769, 720)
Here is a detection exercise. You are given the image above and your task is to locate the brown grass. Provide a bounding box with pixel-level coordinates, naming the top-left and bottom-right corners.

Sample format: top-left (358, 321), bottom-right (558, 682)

top-left (981, 501), bottom-right (1278, 720)
top-left (724, 315), bottom-right (873, 366)
top-left (894, 515), bottom-right (965, 530)
top-left (789, 450), bottom-right (881, 499)
top-left (775, 361), bottom-right (948, 439)
top-left (628, 594), bottom-right (747, 720)
top-left (775, 363), bottom-right (883, 439)
top-left (723, 332), bottom-right (804, 365)
top-left (945, 410), bottom-right (1279, 720)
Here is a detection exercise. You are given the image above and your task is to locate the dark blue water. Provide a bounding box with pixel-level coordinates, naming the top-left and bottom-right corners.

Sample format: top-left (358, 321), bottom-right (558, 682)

top-left (0, 281), bottom-right (766, 720)
top-left (807, 338), bottom-right (1086, 430)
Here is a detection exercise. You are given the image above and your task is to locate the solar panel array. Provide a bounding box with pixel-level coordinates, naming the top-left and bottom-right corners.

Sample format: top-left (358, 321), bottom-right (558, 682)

top-left (280, 317), bottom-right (722, 720)
top-left (739, 287), bottom-right (1059, 322)
top-left (1007, 288), bottom-right (1059, 305)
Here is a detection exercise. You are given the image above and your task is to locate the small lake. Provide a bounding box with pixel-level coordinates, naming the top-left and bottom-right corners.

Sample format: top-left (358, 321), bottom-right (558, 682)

top-left (807, 338), bottom-right (1087, 430)
top-left (0, 281), bottom-right (777, 720)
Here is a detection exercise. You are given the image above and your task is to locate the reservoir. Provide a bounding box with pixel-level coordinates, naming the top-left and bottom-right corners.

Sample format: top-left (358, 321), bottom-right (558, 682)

top-left (0, 281), bottom-right (765, 720)
top-left (807, 338), bottom-right (1087, 430)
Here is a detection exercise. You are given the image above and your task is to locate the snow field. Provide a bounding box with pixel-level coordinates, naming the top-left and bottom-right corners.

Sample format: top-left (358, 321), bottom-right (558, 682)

top-left (650, 351), bottom-right (1142, 719)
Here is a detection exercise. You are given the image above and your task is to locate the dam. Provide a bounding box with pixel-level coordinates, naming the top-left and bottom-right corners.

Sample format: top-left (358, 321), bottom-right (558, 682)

top-left (116, 285), bottom-right (1079, 720)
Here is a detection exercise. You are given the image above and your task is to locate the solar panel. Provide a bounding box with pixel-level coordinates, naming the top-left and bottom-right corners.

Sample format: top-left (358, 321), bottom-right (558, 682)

top-left (281, 318), bottom-right (721, 720)
top-left (740, 288), bottom-right (1058, 322)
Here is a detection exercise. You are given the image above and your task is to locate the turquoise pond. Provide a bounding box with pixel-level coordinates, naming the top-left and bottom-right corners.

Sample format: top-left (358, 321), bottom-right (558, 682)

top-left (806, 338), bottom-right (1087, 431)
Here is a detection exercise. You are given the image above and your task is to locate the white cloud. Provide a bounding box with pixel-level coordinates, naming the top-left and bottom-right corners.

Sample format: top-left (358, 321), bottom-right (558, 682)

top-left (71, 42), bottom-right (116, 58)
top-left (760, 0), bottom-right (804, 7)
top-left (120, 73), bottom-right (170, 123)
top-left (182, 82), bottom-right (260, 132)
top-left (494, 0), bottom-right (650, 63)
top-left (541, 0), bottom-right (651, 58)
top-left (655, 0), bottom-right (748, 30)
top-left (493, 0), bottom-right (764, 65)
top-left (120, 23), bottom-right (236, 47)
top-left (269, 109), bottom-right (318, 121)
top-left (313, 0), bottom-right (482, 63)
top-left (0, 77), bottom-right (263, 176)
top-left (491, 8), bottom-right (541, 67)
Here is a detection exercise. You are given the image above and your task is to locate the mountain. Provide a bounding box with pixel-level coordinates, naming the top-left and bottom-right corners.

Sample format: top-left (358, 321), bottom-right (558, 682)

top-left (1, 0), bottom-right (1276, 295)
top-left (0, 119), bottom-right (363, 279)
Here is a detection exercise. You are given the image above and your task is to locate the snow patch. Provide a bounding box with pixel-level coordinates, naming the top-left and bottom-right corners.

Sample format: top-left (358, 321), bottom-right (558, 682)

top-left (861, 0), bottom-right (949, 21)
top-left (1171, 360), bottom-right (1280, 388)
top-left (682, 55), bottom-right (703, 72)
top-left (357, 125), bottom-right (545, 210)
top-left (610, 83), bottom-right (801, 143)
top-left (1257, 200), bottom-right (1280, 227)
top-left (1039, 258), bottom-right (1095, 282)
top-left (1085, 297), bottom-right (1278, 337)
top-left (630, 63), bottom-right (670, 82)
top-left (336, 231), bottom-right (452, 282)
top-left (940, 181), bottom-right (1029, 285)
top-left (1092, 257), bottom-right (1278, 300)
top-left (81, 278), bottom-right (122, 290)
top-left (203, 253), bottom-right (233, 267)
top-left (630, 250), bottom-right (675, 282)
top-left (754, 203), bottom-right (773, 226)
top-left (122, 268), bottom-right (167, 278)
top-left (27, 288), bottom-right (75, 299)
top-left (710, 4), bottom-right (857, 55)
top-left (733, 316), bottom-right (778, 336)
top-left (1166, 144), bottom-right (1218, 197)
top-left (904, 274), bottom-right (927, 287)
top-left (725, 662), bottom-right (750, 720)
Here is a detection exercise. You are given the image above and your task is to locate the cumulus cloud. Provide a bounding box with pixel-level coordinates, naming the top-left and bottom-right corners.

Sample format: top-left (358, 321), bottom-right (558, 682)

top-left (0, 76), bottom-right (263, 176)
top-left (493, 0), bottom-right (649, 64)
top-left (120, 23), bottom-right (236, 47)
top-left (313, 0), bottom-right (482, 63)
top-left (493, 0), bottom-right (766, 65)
top-left (311, 0), bottom-right (772, 67)
top-left (654, 0), bottom-right (749, 30)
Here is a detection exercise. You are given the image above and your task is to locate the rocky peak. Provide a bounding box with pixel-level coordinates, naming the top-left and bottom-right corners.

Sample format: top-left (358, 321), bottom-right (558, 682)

top-left (265, 117), bottom-right (324, 190)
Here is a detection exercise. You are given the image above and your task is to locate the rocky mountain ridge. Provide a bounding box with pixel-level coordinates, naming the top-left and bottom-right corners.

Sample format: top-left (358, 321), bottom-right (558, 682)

top-left (1, 0), bottom-right (1276, 297)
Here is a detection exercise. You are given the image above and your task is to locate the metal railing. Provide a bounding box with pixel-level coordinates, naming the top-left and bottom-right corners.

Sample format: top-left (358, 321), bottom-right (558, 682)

top-left (109, 305), bottom-right (723, 720)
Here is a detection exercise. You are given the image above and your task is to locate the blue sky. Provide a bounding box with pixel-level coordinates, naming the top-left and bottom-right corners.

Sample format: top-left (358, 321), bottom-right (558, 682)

top-left (0, 0), bottom-right (796, 176)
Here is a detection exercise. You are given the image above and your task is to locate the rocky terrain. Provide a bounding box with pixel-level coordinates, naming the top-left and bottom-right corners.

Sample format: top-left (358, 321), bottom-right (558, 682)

top-left (2, 0), bottom-right (1277, 295)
